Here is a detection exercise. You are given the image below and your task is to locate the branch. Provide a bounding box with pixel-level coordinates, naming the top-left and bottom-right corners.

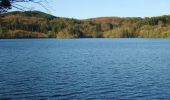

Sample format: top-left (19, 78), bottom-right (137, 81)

top-left (0, 0), bottom-right (50, 13)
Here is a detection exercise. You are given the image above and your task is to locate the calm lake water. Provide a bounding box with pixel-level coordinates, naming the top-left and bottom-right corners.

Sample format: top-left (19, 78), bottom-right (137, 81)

top-left (0, 39), bottom-right (170, 100)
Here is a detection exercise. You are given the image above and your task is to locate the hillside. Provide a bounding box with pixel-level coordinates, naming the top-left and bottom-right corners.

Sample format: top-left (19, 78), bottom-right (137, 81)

top-left (1, 11), bottom-right (170, 38)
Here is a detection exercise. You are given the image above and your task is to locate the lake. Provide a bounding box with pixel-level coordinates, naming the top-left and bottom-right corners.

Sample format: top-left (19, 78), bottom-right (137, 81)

top-left (0, 39), bottom-right (170, 100)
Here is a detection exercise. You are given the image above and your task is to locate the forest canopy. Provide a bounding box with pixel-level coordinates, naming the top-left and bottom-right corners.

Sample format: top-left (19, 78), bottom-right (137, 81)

top-left (1, 0), bottom-right (170, 38)
top-left (1, 11), bottom-right (170, 38)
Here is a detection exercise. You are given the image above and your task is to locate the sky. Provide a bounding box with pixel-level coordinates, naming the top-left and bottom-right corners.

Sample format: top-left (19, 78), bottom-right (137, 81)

top-left (11, 0), bottom-right (170, 19)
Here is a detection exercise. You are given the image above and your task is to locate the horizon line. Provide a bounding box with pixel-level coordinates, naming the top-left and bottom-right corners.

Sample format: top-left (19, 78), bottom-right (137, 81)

top-left (8, 10), bottom-right (170, 20)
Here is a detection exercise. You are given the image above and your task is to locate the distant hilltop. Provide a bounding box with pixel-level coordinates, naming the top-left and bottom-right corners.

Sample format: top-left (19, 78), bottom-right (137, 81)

top-left (1, 11), bottom-right (170, 39)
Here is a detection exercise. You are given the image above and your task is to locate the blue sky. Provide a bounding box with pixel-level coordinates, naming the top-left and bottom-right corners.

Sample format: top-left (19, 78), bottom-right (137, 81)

top-left (11, 0), bottom-right (170, 19)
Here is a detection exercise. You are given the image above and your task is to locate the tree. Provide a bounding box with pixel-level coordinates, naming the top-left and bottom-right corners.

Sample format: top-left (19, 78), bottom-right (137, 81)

top-left (0, 0), bottom-right (46, 13)
top-left (0, 0), bottom-right (11, 13)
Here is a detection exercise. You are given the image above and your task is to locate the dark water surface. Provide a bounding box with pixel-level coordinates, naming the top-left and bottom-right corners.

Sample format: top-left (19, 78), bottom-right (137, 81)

top-left (0, 39), bottom-right (170, 100)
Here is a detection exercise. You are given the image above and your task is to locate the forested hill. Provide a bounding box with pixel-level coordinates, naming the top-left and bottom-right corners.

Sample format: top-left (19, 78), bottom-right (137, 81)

top-left (1, 11), bottom-right (170, 38)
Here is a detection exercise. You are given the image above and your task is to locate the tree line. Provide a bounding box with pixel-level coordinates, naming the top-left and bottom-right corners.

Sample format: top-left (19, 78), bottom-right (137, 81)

top-left (1, 11), bottom-right (170, 38)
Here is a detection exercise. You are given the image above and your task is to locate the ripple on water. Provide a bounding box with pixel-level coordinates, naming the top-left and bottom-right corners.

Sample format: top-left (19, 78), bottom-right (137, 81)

top-left (1, 39), bottom-right (170, 99)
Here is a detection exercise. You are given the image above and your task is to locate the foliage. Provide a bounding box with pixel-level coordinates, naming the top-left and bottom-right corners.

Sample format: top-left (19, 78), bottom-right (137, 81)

top-left (1, 11), bottom-right (170, 38)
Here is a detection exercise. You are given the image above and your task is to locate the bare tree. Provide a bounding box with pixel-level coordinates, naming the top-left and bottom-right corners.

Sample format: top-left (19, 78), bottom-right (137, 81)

top-left (0, 0), bottom-right (48, 13)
